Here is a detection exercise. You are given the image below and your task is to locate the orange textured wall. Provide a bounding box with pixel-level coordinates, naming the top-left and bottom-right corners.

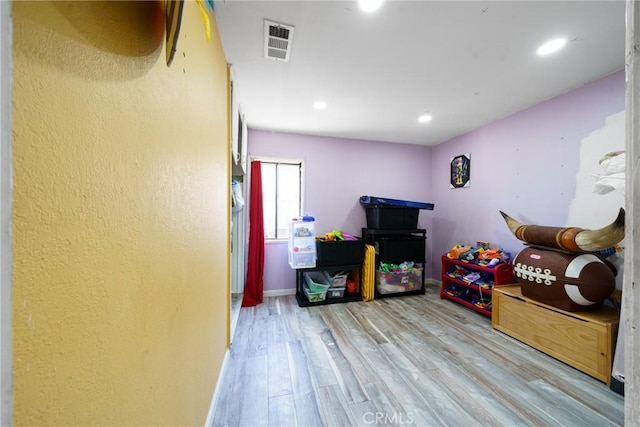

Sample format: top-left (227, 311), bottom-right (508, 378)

top-left (12, 1), bottom-right (229, 425)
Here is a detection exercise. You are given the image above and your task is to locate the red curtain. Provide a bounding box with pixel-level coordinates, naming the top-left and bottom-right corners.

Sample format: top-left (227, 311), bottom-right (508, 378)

top-left (242, 161), bottom-right (264, 307)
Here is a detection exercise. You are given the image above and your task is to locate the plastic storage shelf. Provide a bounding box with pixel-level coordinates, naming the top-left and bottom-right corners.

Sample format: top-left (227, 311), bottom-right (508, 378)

top-left (440, 255), bottom-right (516, 317)
top-left (362, 228), bottom-right (427, 299)
top-left (288, 218), bottom-right (316, 269)
top-left (295, 263), bottom-right (363, 307)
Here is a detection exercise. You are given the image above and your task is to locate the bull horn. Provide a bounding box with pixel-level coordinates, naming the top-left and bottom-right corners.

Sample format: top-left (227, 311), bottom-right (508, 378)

top-left (499, 208), bottom-right (625, 253)
top-left (575, 208), bottom-right (625, 251)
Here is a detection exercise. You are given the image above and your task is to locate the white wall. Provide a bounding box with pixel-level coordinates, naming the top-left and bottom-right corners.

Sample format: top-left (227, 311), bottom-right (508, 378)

top-left (567, 111), bottom-right (625, 289)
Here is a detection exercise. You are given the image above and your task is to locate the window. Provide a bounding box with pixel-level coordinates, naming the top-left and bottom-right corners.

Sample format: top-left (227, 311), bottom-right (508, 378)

top-left (258, 159), bottom-right (303, 240)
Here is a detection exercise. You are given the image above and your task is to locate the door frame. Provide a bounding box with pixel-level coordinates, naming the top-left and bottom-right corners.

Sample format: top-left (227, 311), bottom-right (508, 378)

top-left (624, 1), bottom-right (639, 422)
top-left (1, 1), bottom-right (12, 425)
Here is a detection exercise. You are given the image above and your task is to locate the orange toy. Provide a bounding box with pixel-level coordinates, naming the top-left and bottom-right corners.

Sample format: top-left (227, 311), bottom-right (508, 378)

top-left (447, 245), bottom-right (471, 259)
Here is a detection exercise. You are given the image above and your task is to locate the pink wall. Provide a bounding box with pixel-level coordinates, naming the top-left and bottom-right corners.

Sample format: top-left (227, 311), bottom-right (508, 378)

top-left (430, 70), bottom-right (625, 275)
top-left (248, 132), bottom-right (433, 291)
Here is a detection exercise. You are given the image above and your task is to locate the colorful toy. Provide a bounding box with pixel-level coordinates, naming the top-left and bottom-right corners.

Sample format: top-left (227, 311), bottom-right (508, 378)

top-left (446, 266), bottom-right (467, 280)
top-left (446, 245), bottom-right (471, 259)
top-left (462, 271), bottom-right (483, 284)
top-left (318, 230), bottom-right (358, 241)
top-left (472, 297), bottom-right (492, 311)
top-left (478, 248), bottom-right (502, 260)
top-left (476, 247), bottom-right (511, 266)
top-left (379, 261), bottom-right (420, 274)
top-left (459, 246), bottom-right (485, 262)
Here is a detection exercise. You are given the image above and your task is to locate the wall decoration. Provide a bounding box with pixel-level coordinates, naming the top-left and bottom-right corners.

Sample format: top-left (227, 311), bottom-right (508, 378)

top-left (165, 0), bottom-right (185, 66)
top-left (195, 0), bottom-right (212, 41)
top-left (450, 153), bottom-right (471, 188)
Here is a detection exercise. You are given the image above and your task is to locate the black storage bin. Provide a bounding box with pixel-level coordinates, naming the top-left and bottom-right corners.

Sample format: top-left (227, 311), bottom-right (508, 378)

top-left (316, 239), bottom-right (366, 266)
top-left (366, 206), bottom-right (419, 230)
top-left (376, 236), bottom-right (425, 264)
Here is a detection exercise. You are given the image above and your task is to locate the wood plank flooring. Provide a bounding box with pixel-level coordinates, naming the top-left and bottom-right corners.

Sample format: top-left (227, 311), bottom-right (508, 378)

top-left (211, 285), bottom-right (624, 427)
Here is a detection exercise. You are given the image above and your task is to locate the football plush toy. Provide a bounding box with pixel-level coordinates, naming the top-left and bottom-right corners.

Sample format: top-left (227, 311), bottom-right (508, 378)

top-left (512, 247), bottom-right (616, 311)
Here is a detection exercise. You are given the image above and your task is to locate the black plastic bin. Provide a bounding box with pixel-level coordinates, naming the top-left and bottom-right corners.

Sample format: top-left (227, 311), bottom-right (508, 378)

top-left (366, 206), bottom-right (419, 230)
top-left (376, 236), bottom-right (426, 264)
top-left (316, 239), bottom-right (366, 266)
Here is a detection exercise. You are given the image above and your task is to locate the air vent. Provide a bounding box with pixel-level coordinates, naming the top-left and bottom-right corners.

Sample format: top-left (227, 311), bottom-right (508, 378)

top-left (264, 20), bottom-right (295, 62)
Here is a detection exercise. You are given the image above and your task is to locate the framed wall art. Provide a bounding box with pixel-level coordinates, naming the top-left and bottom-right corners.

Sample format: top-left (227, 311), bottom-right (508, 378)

top-left (450, 153), bottom-right (470, 188)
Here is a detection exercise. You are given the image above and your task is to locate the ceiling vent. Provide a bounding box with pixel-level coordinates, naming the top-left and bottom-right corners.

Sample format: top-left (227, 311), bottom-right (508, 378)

top-left (264, 20), bottom-right (295, 62)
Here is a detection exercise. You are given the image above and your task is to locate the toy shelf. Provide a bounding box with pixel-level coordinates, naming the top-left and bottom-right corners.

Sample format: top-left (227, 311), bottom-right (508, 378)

top-left (440, 255), bottom-right (516, 317)
top-left (442, 275), bottom-right (493, 295)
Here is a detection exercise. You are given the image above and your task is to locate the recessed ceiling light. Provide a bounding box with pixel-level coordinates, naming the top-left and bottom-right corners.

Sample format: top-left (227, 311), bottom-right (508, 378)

top-left (358, 0), bottom-right (384, 13)
top-left (313, 101), bottom-right (327, 110)
top-left (537, 38), bottom-right (567, 56)
top-left (418, 113), bottom-right (432, 123)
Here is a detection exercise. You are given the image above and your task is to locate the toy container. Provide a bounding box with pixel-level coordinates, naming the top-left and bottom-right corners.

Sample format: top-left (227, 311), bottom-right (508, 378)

top-left (323, 270), bottom-right (349, 287)
top-left (316, 239), bottom-right (365, 266)
top-left (304, 283), bottom-right (328, 302)
top-left (326, 286), bottom-right (346, 299)
top-left (303, 271), bottom-right (330, 292)
top-left (376, 236), bottom-right (425, 264)
top-left (288, 217), bottom-right (316, 269)
top-left (376, 264), bottom-right (423, 294)
top-left (366, 206), bottom-right (419, 230)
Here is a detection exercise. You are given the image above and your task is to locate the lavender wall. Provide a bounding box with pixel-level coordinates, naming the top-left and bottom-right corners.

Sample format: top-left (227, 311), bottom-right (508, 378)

top-left (248, 131), bottom-right (433, 291)
top-left (430, 70), bottom-right (625, 275)
top-left (243, 70), bottom-right (624, 292)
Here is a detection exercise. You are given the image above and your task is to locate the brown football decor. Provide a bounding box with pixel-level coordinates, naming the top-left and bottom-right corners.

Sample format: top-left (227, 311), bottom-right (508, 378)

top-left (499, 208), bottom-right (625, 253)
top-left (512, 247), bottom-right (616, 311)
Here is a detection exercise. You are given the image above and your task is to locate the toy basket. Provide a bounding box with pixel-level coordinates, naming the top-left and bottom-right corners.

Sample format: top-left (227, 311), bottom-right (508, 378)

top-left (303, 271), bottom-right (330, 293)
top-left (323, 271), bottom-right (349, 287)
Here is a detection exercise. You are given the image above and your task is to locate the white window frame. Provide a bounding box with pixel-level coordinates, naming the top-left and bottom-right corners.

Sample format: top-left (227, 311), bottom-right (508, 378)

top-left (248, 156), bottom-right (305, 243)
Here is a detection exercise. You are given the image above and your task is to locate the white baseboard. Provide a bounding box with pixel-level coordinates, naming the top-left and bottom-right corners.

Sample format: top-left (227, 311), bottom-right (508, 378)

top-left (264, 288), bottom-right (296, 297)
top-left (204, 348), bottom-right (230, 427)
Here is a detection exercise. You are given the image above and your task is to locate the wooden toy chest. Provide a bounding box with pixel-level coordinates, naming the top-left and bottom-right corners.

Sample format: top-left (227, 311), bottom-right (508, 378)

top-left (492, 285), bottom-right (620, 384)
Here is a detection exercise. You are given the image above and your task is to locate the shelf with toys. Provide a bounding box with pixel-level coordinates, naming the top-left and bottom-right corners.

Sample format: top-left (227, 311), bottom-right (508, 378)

top-left (362, 228), bottom-right (427, 299)
top-left (295, 263), bottom-right (363, 307)
top-left (295, 229), bottom-right (366, 307)
top-left (440, 244), bottom-right (516, 317)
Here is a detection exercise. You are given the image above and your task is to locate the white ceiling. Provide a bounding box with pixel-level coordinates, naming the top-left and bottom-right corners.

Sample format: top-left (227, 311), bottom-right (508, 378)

top-left (214, 0), bottom-right (626, 146)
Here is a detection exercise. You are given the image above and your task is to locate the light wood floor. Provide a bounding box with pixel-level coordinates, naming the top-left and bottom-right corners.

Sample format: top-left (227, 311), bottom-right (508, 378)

top-left (211, 284), bottom-right (624, 427)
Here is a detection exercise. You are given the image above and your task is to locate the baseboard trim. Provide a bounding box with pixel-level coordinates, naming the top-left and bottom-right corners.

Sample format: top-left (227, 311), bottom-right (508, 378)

top-left (204, 348), bottom-right (230, 427)
top-left (425, 278), bottom-right (440, 287)
top-left (264, 288), bottom-right (296, 297)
